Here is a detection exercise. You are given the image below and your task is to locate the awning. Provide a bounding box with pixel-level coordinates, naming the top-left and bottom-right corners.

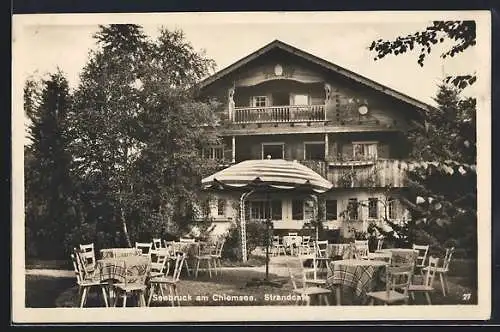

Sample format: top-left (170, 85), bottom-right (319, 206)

top-left (201, 159), bottom-right (333, 193)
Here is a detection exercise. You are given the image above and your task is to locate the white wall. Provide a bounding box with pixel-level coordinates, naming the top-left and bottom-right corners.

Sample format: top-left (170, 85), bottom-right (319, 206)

top-left (203, 189), bottom-right (409, 234)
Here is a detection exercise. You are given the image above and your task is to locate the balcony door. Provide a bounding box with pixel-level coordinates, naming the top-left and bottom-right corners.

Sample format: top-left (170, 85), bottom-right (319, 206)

top-left (272, 91), bottom-right (290, 106)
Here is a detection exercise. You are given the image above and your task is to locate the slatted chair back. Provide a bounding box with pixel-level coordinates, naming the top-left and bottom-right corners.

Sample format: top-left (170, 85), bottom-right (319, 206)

top-left (172, 252), bottom-right (186, 282)
top-left (152, 238), bottom-right (163, 250)
top-left (215, 238), bottom-right (226, 257)
top-left (135, 242), bottom-right (153, 258)
top-left (288, 232), bottom-right (298, 236)
top-left (386, 265), bottom-right (413, 300)
top-left (70, 251), bottom-right (85, 285)
top-left (79, 243), bottom-right (96, 271)
top-left (199, 241), bottom-right (216, 256)
top-left (151, 250), bottom-right (169, 276)
top-left (412, 244), bottom-right (430, 268)
top-left (442, 247), bottom-right (455, 272)
top-left (354, 240), bottom-right (369, 258)
top-left (315, 240), bottom-right (329, 258)
top-left (423, 256), bottom-right (439, 287)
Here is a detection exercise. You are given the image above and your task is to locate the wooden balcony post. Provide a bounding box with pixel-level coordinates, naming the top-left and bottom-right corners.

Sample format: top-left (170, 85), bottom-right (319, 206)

top-left (228, 87), bottom-right (235, 121)
top-left (324, 133), bottom-right (329, 160)
top-left (232, 136), bottom-right (236, 163)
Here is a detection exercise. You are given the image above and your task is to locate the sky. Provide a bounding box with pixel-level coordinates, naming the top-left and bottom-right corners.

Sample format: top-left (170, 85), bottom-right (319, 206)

top-left (14, 12), bottom-right (483, 108)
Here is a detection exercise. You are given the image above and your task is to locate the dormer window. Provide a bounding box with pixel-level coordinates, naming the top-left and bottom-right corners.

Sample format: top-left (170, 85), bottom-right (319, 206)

top-left (252, 96), bottom-right (268, 107)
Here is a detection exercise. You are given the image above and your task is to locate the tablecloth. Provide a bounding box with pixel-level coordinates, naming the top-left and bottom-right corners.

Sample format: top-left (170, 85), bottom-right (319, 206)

top-left (100, 248), bottom-right (142, 259)
top-left (95, 255), bottom-right (151, 284)
top-left (282, 235), bottom-right (302, 248)
top-left (366, 251), bottom-right (393, 262)
top-left (377, 248), bottom-right (418, 266)
top-left (326, 259), bottom-right (387, 303)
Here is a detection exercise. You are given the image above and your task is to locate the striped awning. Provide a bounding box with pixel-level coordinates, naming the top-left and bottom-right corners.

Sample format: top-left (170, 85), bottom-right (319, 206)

top-left (201, 159), bottom-right (333, 193)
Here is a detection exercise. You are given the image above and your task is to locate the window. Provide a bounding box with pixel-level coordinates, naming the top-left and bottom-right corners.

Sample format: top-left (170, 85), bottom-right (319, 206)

top-left (292, 94), bottom-right (309, 105)
top-left (353, 142), bottom-right (378, 160)
top-left (304, 142), bottom-right (325, 160)
top-left (271, 200), bottom-right (282, 220)
top-left (249, 200), bottom-right (282, 220)
top-left (262, 143), bottom-right (284, 159)
top-left (368, 198), bottom-right (378, 219)
top-left (204, 145), bottom-right (224, 160)
top-left (292, 200), bottom-right (304, 220)
top-left (249, 201), bottom-right (269, 220)
top-left (325, 200), bottom-right (337, 220)
top-left (347, 198), bottom-right (358, 220)
top-left (252, 96), bottom-right (268, 107)
top-left (217, 199), bottom-right (225, 216)
top-left (388, 199), bottom-right (398, 219)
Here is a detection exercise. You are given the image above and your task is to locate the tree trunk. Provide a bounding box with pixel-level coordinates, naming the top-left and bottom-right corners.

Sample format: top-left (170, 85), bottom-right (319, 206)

top-left (120, 206), bottom-right (132, 247)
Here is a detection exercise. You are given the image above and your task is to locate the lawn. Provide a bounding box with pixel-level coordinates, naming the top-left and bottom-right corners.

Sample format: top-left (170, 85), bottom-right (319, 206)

top-left (25, 255), bottom-right (478, 308)
top-left (25, 275), bottom-right (75, 308)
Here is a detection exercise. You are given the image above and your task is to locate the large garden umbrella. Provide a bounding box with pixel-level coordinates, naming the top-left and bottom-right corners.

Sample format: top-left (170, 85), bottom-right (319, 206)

top-left (202, 159), bottom-right (333, 286)
top-left (202, 159), bottom-right (333, 193)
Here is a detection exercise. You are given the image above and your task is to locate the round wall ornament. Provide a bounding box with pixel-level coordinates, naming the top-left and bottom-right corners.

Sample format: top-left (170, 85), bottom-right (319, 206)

top-left (274, 64), bottom-right (283, 76)
top-left (358, 104), bottom-right (369, 115)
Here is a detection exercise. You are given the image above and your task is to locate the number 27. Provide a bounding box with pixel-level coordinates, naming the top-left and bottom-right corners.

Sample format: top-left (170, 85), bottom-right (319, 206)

top-left (462, 293), bottom-right (471, 301)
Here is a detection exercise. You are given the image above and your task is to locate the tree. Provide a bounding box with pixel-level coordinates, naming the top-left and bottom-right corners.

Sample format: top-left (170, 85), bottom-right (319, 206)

top-left (25, 71), bottom-right (77, 259)
top-left (369, 21), bottom-right (476, 90)
top-left (369, 22), bottom-right (477, 257)
top-left (69, 24), bottom-right (150, 247)
top-left (69, 25), bottom-right (221, 247)
top-left (403, 84), bottom-right (476, 255)
top-left (372, 84), bottom-right (477, 256)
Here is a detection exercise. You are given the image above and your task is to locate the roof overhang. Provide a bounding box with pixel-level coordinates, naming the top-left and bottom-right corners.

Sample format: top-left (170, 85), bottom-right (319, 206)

top-left (197, 39), bottom-right (436, 114)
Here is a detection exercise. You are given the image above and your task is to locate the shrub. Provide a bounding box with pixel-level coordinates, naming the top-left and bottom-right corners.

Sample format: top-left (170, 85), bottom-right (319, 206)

top-left (221, 220), bottom-right (268, 261)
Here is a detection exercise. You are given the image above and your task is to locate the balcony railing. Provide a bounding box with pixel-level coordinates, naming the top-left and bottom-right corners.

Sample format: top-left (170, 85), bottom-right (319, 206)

top-left (234, 105), bottom-right (325, 124)
top-left (300, 159), bottom-right (408, 188)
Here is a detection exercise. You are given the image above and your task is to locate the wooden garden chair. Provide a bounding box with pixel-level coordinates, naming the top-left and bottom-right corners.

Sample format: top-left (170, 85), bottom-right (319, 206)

top-left (422, 247), bottom-right (455, 296)
top-left (71, 250), bottom-right (108, 308)
top-left (412, 244), bottom-right (430, 276)
top-left (272, 235), bottom-right (286, 256)
top-left (367, 265), bottom-right (413, 305)
top-left (210, 237), bottom-right (226, 275)
top-left (148, 252), bottom-right (186, 307)
top-left (409, 256), bottom-right (439, 304)
top-left (286, 258), bottom-right (331, 306)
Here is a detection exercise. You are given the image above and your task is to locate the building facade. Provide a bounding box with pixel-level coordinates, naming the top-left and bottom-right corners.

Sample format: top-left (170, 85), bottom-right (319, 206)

top-left (197, 40), bottom-right (431, 239)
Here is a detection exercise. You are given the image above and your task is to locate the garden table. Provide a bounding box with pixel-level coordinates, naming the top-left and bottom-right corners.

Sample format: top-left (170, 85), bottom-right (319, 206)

top-left (94, 255), bottom-right (151, 306)
top-left (366, 251), bottom-right (393, 262)
top-left (282, 235), bottom-right (302, 255)
top-left (168, 241), bottom-right (212, 275)
top-left (326, 259), bottom-right (388, 305)
top-left (100, 248), bottom-right (142, 259)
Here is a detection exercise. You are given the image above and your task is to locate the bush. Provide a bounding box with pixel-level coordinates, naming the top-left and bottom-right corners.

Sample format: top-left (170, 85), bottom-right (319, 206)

top-left (222, 220), bottom-right (269, 261)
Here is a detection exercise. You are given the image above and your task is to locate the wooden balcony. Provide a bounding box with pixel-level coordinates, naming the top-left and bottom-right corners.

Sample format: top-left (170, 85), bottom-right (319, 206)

top-left (300, 159), bottom-right (408, 188)
top-left (233, 105), bottom-right (325, 124)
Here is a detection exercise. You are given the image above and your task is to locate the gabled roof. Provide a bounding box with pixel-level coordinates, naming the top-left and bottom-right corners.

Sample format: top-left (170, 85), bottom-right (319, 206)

top-left (198, 39), bottom-right (434, 113)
